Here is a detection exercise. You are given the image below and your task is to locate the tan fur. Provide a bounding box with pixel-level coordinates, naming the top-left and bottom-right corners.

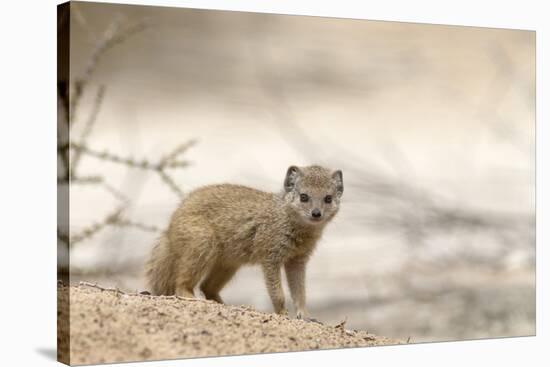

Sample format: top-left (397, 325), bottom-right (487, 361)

top-left (145, 165), bottom-right (344, 318)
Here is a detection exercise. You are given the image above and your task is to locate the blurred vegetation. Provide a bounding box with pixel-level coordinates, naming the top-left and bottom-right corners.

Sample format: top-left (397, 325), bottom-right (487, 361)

top-left (57, 8), bottom-right (195, 273)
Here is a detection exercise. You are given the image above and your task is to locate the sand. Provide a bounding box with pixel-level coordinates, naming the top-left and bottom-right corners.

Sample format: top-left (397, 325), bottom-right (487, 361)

top-left (58, 283), bottom-right (401, 365)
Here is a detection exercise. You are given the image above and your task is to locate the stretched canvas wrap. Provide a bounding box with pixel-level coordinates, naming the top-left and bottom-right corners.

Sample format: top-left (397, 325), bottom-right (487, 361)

top-left (57, 1), bottom-right (535, 365)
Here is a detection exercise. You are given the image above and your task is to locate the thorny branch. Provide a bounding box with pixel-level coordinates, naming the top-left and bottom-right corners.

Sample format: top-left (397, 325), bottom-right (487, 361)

top-left (71, 85), bottom-right (105, 176)
top-left (57, 16), bottom-right (194, 255)
top-left (70, 141), bottom-right (194, 171)
top-left (68, 206), bottom-right (125, 246)
top-left (70, 19), bottom-right (149, 122)
top-left (75, 281), bottom-right (211, 303)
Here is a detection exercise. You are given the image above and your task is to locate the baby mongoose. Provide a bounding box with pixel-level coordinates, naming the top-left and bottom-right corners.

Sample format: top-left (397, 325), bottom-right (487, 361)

top-left (145, 165), bottom-right (343, 318)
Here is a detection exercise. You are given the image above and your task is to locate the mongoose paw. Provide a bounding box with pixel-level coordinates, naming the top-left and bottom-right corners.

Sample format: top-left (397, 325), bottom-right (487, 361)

top-left (277, 309), bottom-right (289, 317)
top-left (296, 310), bottom-right (313, 321)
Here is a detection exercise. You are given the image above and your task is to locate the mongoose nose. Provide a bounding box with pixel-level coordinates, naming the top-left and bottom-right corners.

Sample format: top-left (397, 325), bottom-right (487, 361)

top-left (312, 209), bottom-right (322, 218)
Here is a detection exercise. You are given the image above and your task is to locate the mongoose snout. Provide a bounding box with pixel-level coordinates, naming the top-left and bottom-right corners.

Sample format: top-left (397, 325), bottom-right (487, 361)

top-left (145, 165), bottom-right (344, 319)
top-left (311, 208), bottom-right (322, 218)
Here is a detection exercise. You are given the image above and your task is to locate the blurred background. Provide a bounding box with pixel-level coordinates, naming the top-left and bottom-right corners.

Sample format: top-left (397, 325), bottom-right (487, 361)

top-left (58, 2), bottom-right (535, 343)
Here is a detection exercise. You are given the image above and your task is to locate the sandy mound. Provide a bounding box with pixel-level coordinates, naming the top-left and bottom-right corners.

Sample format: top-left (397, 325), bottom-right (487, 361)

top-left (58, 283), bottom-right (401, 365)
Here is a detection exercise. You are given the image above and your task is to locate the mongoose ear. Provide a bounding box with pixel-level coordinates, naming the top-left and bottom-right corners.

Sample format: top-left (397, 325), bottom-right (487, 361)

top-left (332, 170), bottom-right (344, 196)
top-left (284, 165), bottom-right (301, 192)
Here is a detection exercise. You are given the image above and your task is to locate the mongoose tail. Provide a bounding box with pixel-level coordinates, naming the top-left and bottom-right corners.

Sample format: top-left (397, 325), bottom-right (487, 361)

top-left (145, 233), bottom-right (176, 296)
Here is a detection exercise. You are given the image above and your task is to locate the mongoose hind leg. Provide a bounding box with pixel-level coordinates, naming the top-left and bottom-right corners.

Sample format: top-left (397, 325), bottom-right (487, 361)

top-left (174, 250), bottom-right (217, 299)
top-left (175, 284), bottom-right (195, 298)
top-left (175, 263), bottom-right (202, 298)
top-left (174, 264), bottom-right (201, 299)
top-left (172, 219), bottom-right (217, 299)
top-left (200, 263), bottom-right (239, 303)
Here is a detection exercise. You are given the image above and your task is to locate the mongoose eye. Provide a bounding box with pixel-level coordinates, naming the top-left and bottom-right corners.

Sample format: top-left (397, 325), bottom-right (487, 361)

top-left (300, 193), bottom-right (309, 202)
top-left (324, 195), bottom-right (333, 204)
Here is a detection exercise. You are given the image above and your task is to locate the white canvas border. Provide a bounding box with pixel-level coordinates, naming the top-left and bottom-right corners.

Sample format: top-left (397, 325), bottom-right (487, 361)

top-left (0, 0), bottom-right (545, 366)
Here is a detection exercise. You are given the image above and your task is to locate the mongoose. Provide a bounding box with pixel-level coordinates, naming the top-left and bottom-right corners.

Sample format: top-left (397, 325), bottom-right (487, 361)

top-left (145, 165), bottom-right (343, 318)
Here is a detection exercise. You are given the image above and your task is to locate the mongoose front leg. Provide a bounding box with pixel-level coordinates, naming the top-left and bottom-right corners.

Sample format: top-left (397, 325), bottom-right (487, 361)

top-left (262, 262), bottom-right (287, 315)
top-left (285, 257), bottom-right (308, 319)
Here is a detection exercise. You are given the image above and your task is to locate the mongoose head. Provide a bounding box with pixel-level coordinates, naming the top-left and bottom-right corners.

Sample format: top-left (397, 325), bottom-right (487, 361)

top-left (283, 165), bottom-right (344, 226)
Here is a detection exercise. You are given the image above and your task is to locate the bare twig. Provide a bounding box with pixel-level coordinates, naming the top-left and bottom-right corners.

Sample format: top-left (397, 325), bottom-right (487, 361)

top-left (71, 143), bottom-right (159, 170)
top-left (71, 85), bottom-right (106, 176)
top-left (70, 142), bottom-right (191, 172)
top-left (115, 219), bottom-right (161, 233)
top-left (70, 19), bottom-right (148, 123)
top-left (69, 141), bottom-right (191, 200)
top-left (100, 180), bottom-right (130, 204)
top-left (70, 206), bottom-right (125, 246)
top-left (158, 170), bottom-right (184, 198)
top-left (57, 229), bottom-right (70, 245)
top-left (57, 15), bottom-right (193, 270)
top-left (68, 175), bottom-right (104, 184)
top-left (159, 140), bottom-right (197, 168)
top-left (335, 317), bottom-right (347, 329)
top-left (77, 281), bottom-right (212, 302)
